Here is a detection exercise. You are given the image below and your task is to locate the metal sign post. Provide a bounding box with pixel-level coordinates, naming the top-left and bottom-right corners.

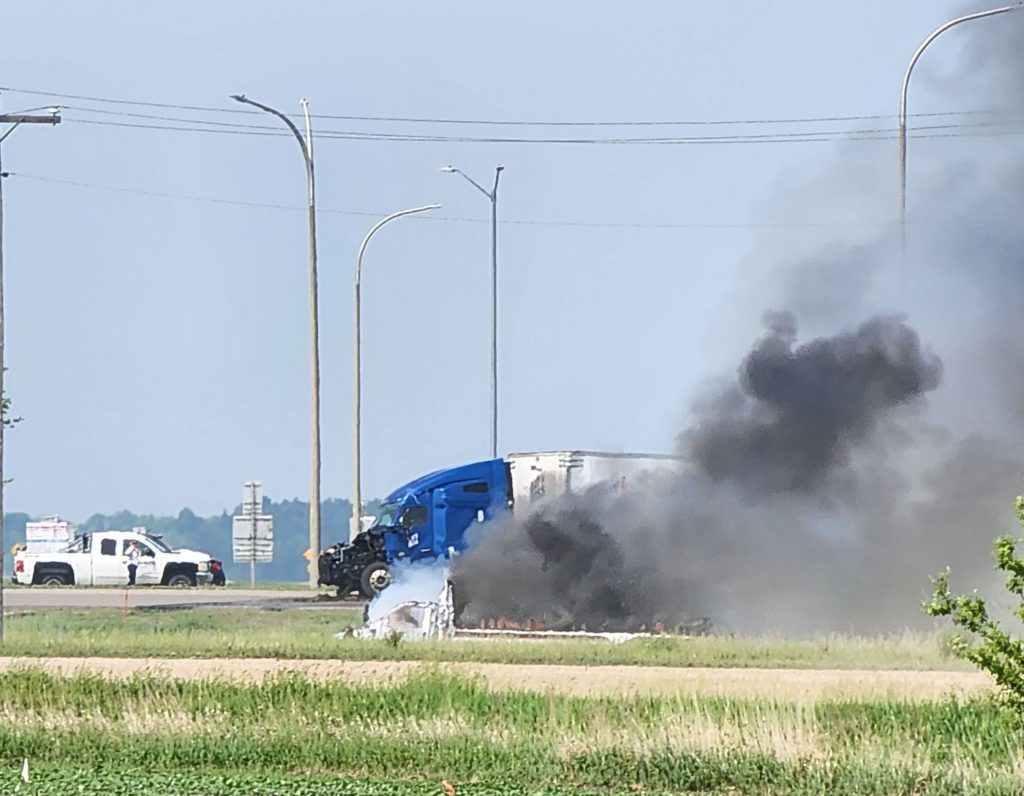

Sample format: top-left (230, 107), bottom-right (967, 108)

top-left (232, 481), bottom-right (273, 586)
top-left (246, 481), bottom-right (259, 587)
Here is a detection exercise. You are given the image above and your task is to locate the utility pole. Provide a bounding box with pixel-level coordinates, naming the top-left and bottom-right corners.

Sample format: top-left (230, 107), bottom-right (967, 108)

top-left (0, 104), bottom-right (61, 642)
top-left (230, 95), bottom-right (321, 587)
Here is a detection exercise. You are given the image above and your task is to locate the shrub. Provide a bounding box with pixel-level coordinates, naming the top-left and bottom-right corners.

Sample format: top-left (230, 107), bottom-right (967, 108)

top-left (925, 496), bottom-right (1024, 706)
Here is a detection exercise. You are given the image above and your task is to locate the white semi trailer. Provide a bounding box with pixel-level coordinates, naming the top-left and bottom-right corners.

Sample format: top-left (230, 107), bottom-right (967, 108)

top-left (506, 450), bottom-right (680, 508)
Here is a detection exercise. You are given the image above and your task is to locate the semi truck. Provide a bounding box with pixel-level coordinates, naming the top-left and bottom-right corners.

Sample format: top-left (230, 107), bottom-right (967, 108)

top-left (317, 450), bottom-right (677, 598)
top-left (13, 528), bottom-right (225, 587)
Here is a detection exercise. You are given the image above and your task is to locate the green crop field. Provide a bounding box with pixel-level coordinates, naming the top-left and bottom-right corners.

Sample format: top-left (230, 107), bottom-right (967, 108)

top-left (0, 608), bottom-right (972, 670)
top-left (0, 668), bottom-right (1018, 795)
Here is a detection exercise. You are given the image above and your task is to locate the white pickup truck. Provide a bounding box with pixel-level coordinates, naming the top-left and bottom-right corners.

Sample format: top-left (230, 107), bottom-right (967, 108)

top-left (13, 529), bottom-right (225, 587)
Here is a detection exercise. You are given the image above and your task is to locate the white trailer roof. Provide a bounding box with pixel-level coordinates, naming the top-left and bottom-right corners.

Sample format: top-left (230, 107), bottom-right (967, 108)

top-left (507, 450), bottom-right (680, 460)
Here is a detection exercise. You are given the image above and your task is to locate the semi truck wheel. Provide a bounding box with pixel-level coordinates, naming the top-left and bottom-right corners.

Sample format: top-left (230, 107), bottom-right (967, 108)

top-left (360, 562), bottom-right (391, 597)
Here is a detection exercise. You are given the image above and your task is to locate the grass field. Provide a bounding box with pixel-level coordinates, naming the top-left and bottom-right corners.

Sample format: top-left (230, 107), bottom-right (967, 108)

top-left (0, 667), bottom-right (1018, 795)
top-left (0, 608), bottom-right (973, 670)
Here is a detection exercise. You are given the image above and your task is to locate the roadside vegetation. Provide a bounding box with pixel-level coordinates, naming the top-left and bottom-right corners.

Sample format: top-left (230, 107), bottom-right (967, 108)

top-left (1, 607), bottom-right (971, 670)
top-left (927, 494), bottom-right (1024, 707)
top-left (0, 668), bottom-right (1018, 796)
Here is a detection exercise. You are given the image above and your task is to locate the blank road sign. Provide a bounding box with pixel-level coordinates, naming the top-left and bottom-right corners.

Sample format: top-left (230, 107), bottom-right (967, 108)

top-left (232, 516), bottom-right (273, 563)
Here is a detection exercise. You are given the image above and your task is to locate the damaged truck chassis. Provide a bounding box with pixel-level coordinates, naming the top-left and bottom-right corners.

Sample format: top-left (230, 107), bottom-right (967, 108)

top-left (318, 530), bottom-right (391, 598)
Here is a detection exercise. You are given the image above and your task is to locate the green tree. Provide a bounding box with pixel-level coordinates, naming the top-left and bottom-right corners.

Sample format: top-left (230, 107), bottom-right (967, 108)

top-left (925, 495), bottom-right (1024, 706)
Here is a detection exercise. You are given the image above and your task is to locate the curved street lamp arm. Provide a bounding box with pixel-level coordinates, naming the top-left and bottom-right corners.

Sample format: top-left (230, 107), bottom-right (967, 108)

top-left (230, 94), bottom-right (311, 167)
top-left (898, 3), bottom-right (1022, 300)
top-left (899, 3), bottom-right (1022, 129)
top-left (355, 204), bottom-right (442, 285)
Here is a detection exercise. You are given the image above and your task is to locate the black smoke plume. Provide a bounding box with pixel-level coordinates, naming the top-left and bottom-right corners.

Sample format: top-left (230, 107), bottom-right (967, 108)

top-left (684, 311), bottom-right (941, 496)
top-left (453, 315), bottom-right (946, 633)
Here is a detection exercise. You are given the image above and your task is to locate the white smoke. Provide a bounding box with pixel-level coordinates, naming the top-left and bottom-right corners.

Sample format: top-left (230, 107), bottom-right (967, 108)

top-left (364, 559), bottom-right (450, 624)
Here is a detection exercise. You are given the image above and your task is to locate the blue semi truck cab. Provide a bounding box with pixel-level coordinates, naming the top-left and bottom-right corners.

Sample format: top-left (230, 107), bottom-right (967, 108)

top-left (318, 458), bottom-right (512, 597)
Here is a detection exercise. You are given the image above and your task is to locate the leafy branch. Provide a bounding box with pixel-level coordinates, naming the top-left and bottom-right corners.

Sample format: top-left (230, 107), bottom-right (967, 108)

top-left (925, 495), bottom-right (1024, 706)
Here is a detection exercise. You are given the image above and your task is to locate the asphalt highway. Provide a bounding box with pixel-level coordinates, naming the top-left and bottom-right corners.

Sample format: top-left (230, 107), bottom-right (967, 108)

top-left (2, 587), bottom-right (344, 610)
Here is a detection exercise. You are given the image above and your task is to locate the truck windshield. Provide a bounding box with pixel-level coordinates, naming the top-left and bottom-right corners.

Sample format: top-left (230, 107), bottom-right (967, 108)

top-left (373, 504), bottom-right (400, 528)
top-left (143, 534), bottom-right (173, 553)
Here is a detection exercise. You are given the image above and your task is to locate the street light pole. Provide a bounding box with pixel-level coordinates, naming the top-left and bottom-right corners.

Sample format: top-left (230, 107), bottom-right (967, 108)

top-left (441, 165), bottom-right (504, 459)
top-left (230, 94), bottom-right (322, 588)
top-left (351, 204), bottom-right (440, 542)
top-left (898, 3), bottom-right (1022, 296)
top-left (0, 105), bottom-right (61, 642)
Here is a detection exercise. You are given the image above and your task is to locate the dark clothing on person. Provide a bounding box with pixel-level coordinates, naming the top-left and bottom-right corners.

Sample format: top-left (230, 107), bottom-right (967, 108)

top-left (126, 542), bottom-right (141, 587)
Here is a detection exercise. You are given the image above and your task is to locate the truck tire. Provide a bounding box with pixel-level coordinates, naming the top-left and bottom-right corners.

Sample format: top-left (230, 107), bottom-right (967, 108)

top-left (360, 562), bottom-right (390, 597)
top-left (33, 566), bottom-right (73, 587)
top-left (166, 573), bottom-right (195, 588)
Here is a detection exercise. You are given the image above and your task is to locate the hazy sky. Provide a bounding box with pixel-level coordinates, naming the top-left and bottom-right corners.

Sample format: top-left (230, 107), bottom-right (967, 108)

top-left (0, 1), bottom-right (983, 523)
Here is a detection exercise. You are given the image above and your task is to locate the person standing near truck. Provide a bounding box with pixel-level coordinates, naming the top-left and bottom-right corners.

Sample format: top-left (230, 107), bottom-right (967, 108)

top-left (125, 540), bottom-right (140, 587)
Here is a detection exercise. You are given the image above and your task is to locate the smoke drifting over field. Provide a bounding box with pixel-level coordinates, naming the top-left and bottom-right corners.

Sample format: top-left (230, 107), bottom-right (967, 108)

top-left (452, 13), bottom-right (1024, 634)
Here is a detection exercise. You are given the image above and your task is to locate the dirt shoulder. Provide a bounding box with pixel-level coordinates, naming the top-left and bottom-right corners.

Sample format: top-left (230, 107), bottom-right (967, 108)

top-left (0, 656), bottom-right (991, 701)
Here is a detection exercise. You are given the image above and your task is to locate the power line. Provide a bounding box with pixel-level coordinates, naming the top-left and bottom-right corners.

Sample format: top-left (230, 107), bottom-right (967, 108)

top-left (3, 85), bottom-right (1021, 128)
top-left (62, 105), bottom-right (284, 131)
top-left (70, 103), bottom-right (1020, 140)
top-left (6, 172), bottom-right (892, 230)
top-left (8, 86), bottom-right (1024, 145)
top-left (61, 114), bottom-right (1024, 145)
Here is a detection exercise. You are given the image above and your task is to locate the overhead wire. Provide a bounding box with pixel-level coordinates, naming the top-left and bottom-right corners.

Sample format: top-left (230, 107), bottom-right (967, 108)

top-left (3, 84), bottom-right (1022, 129)
top-left (60, 114), bottom-right (1024, 145)
top-left (2, 85), bottom-right (1018, 227)
top-left (5, 172), bottom-right (892, 230)
top-left (66, 103), bottom-right (1023, 138)
top-left (5, 85), bottom-right (1024, 145)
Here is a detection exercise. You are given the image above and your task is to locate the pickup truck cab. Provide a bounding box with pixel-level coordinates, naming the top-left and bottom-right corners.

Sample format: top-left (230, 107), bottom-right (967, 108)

top-left (13, 530), bottom-right (224, 587)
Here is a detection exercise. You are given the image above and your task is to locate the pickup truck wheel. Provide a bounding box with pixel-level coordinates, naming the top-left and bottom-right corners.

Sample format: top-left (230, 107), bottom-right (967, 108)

top-left (360, 562), bottom-right (391, 597)
top-left (166, 574), bottom-right (195, 588)
top-left (40, 573), bottom-right (69, 587)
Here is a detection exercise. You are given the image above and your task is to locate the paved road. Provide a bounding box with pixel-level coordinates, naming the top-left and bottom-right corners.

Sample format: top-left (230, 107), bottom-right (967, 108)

top-left (1, 587), bottom-right (352, 610)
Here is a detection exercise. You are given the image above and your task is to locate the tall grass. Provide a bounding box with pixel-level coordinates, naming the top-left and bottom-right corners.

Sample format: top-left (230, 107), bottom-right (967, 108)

top-left (0, 668), bottom-right (1018, 794)
top-left (1, 608), bottom-right (970, 670)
